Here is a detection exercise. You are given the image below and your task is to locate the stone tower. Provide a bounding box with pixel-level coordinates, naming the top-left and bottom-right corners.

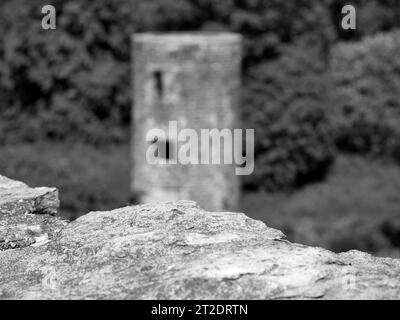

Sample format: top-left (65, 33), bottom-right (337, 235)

top-left (131, 32), bottom-right (242, 211)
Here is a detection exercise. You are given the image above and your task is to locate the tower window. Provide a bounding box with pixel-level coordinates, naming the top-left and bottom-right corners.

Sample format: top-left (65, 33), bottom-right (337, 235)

top-left (153, 70), bottom-right (164, 98)
top-left (150, 137), bottom-right (174, 160)
top-left (160, 139), bottom-right (173, 160)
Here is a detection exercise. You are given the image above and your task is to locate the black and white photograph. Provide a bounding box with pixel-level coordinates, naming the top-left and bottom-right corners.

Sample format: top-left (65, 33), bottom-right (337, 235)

top-left (1, 0), bottom-right (400, 308)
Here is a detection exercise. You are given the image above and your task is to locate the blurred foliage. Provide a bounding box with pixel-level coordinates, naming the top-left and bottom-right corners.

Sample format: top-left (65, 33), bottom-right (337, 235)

top-left (331, 31), bottom-right (400, 160)
top-left (1, 0), bottom-right (400, 190)
top-left (243, 41), bottom-right (335, 191)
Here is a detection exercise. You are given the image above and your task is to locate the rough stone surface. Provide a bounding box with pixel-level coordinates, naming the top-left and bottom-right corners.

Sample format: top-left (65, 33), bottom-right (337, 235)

top-left (1, 176), bottom-right (400, 299)
top-left (0, 175), bottom-right (65, 252)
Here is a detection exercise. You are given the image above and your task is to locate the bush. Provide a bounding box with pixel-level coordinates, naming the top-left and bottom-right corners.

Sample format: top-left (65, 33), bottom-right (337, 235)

top-left (331, 31), bottom-right (400, 160)
top-left (0, 0), bottom-right (335, 146)
top-left (0, 0), bottom-right (202, 145)
top-left (328, 0), bottom-right (400, 41)
top-left (0, 0), bottom-right (133, 144)
top-left (243, 41), bottom-right (335, 191)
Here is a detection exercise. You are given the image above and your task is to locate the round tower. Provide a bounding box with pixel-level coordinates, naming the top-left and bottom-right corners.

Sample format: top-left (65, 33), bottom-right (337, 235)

top-left (131, 32), bottom-right (242, 211)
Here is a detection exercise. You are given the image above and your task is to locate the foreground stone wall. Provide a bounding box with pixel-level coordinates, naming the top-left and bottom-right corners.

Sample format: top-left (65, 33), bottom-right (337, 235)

top-left (0, 176), bottom-right (64, 252)
top-left (1, 174), bottom-right (400, 299)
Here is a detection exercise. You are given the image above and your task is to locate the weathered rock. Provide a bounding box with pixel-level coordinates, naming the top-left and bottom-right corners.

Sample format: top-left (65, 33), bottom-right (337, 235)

top-left (1, 177), bottom-right (400, 300)
top-left (0, 175), bottom-right (65, 252)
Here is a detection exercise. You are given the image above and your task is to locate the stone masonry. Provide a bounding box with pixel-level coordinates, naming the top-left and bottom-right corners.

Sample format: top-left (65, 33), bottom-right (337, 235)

top-left (131, 33), bottom-right (242, 211)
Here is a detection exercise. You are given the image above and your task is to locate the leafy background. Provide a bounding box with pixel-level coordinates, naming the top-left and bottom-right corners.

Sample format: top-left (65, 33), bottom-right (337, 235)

top-left (1, 0), bottom-right (400, 257)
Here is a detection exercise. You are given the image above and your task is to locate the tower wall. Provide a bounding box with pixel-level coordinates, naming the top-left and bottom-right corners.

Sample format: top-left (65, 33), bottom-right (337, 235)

top-left (131, 33), bottom-right (242, 211)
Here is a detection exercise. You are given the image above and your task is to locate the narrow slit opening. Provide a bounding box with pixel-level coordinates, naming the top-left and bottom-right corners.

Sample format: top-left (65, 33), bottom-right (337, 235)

top-left (150, 137), bottom-right (174, 160)
top-left (153, 70), bottom-right (163, 98)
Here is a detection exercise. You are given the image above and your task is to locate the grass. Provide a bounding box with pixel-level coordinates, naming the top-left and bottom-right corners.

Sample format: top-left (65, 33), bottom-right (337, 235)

top-left (243, 156), bottom-right (400, 257)
top-left (1, 142), bottom-right (400, 257)
top-left (0, 142), bottom-right (131, 220)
